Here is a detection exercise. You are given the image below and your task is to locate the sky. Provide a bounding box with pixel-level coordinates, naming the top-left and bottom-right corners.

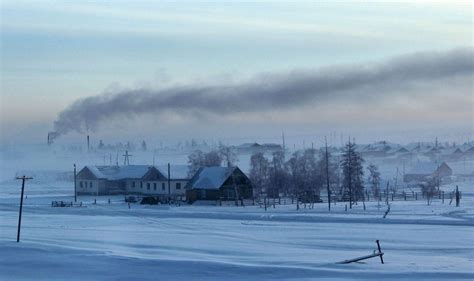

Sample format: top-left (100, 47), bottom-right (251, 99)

top-left (1, 0), bottom-right (473, 146)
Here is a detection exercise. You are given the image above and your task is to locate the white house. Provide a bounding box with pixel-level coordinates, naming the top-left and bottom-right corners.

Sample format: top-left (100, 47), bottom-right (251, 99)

top-left (76, 165), bottom-right (190, 199)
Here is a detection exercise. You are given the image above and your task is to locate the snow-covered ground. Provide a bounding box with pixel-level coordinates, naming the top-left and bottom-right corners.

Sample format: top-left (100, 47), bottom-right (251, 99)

top-left (1, 179), bottom-right (473, 280)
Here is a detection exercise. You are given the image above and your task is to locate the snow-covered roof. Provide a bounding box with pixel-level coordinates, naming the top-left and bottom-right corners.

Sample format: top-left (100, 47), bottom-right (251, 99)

top-left (236, 142), bottom-right (261, 149)
top-left (83, 165), bottom-right (190, 180)
top-left (186, 167), bottom-right (236, 190)
top-left (90, 165), bottom-right (153, 180)
top-left (407, 162), bottom-right (439, 175)
top-left (407, 162), bottom-right (451, 175)
top-left (156, 164), bottom-right (190, 179)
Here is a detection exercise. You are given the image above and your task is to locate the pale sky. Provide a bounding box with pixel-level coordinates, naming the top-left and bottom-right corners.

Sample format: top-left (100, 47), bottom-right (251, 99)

top-left (1, 1), bottom-right (473, 145)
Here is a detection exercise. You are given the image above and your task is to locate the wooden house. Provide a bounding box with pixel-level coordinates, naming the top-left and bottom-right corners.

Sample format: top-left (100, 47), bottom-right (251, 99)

top-left (76, 165), bottom-right (189, 199)
top-left (403, 162), bottom-right (452, 183)
top-left (185, 166), bottom-right (253, 203)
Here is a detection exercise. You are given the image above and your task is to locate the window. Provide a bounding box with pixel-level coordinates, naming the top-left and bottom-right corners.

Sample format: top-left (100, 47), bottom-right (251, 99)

top-left (153, 183), bottom-right (157, 191)
top-left (162, 183), bottom-right (165, 191)
top-left (147, 183), bottom-right (150, 190)
top-left (80, 181), bottom-right (83, 188)
top-left (176, 183), bottom-right (181, 190)
top-left (89, 182), bottom-right (93, 188)
top-left (199, 189), bottom-right (206, 199)
top-left (132, 181), bottom-right (136, 188)
top-left (140, 182), bottom-right (143, 188)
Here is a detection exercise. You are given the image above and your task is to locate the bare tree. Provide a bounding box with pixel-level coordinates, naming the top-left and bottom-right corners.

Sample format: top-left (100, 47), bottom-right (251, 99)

top-left (268, 149), bottom-right (289, 198)
top-left (204, 150), bottom-right (222, 167)
top-left (286, 149), bottom-right (320, 204)
top-left (249, 152), bottom-right (269, 195)
top-left (188, 150), bottom-right (205, 177)
top-left (422, 178), bottom-right (437, 205)
top-left (188, 149), bottom-right (223, 177)
top-left (219, 145), bottom-right (238, 167)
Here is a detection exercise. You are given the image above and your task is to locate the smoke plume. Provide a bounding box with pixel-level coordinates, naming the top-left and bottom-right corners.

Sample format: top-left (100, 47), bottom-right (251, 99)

top-left (51, 47), bottom-right (473, 139)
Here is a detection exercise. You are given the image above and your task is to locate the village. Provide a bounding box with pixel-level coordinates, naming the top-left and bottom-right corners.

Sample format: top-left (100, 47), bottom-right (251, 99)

top-left (68, 136), bottom-right (473, 207)
top-left (2, 2), bottom-right (473, 279)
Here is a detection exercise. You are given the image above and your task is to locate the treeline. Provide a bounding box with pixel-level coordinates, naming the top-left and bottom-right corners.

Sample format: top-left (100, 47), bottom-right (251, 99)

top-left (187, 141), bottom-right (383, 207)
top-left (250, 141), bottom-right (383, 207)
top-left (187, 145), bottom-right (238, 177)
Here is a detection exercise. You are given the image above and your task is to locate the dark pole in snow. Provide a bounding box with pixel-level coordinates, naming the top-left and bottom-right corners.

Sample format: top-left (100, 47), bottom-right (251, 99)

top-left (325, 137), bottom-right (331, 211)
top-left (348, 138), bottom-right (352, 209)
top-left (168, 163), bottom-right (171, 203)
top-left (16, 175), bottom-right (33, 242)
top-left (74, 164), bottom-right (77, 202)
top-left (376, 240), bottom-right (384, 264)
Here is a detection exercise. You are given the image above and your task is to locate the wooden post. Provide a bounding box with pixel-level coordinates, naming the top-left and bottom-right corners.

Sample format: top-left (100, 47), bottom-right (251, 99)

top-left (73, 164), bottom-right (77, 202)
top-left (455, 186), bottom-right (460, 207)
top-left (16, 176), bottom-right (33, 242)
top-left (376, 240), bottom-right (384, 264)
top-left (168, 163), bottom-right (171, 203)
top-left (325, 137), bottom-right (331, 211)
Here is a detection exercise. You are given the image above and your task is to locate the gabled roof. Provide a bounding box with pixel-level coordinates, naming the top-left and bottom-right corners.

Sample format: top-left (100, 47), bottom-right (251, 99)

top-left (186, 166), bottom-right (237, 190)
top-left (87, 165), bottom-right (156, 180)
top-left (156, 164), bottom-right (189, 179)
top-left (81, 165), bottom-right (189, 181)
top-left (407, 162), bottom-right (451, 175)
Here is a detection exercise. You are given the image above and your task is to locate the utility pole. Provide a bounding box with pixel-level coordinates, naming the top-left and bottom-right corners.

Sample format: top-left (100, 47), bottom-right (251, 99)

top-left (16, 175), bottom-right (33, 242)
top-left (74, 164), bottom-right (77, 202)
top-left (168, 163), bottom-right (171, 203)
top-left (325, 137), bottom-right (331, 211)
top-left (348, 138), bottom-right (353, 209)
top-left (123, 150), bottom-right (132, 166)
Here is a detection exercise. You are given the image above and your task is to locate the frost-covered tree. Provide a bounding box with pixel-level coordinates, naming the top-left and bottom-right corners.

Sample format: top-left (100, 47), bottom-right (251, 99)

top-left (188, 150), bottom-right (205, 177)
top-left (316, 150), bottom-right (338, 192)
top-left (204, 150), bottom-right (222, 167)
top-left (340, 140), bottom-right (365, 207)
top-left (249, 152), bottom-right (269, 195)
top-left (268, 149), bottom-right (289, 197)
top-left (422, 178), bottom-right (437, 205)
top-left (286, 149), bottom-right (320, 201)
top-left (367, 164), bottom-right (381, 197)
top-left (219, 145), bottom-right (238, 167)
top-left (187, 149), bottom-right (223, 177)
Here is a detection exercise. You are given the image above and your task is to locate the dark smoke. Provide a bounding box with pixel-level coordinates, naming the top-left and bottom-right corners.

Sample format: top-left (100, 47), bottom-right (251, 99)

top-left (52, 47), bottom-right (473, 138)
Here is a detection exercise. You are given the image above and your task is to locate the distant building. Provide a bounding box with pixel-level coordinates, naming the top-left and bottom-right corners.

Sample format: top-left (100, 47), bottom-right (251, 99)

top-left (185, 166), bottom-right (253, 203)
top-left (403, 162), bottom-right (453, 183)
top-left (234, 142), bottom-right (282, 154)
top-left (76, 165), bottom-right (189, 199)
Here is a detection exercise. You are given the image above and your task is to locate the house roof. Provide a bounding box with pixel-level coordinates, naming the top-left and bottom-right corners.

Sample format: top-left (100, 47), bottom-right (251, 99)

top-left (82, 165), bottom-right (190, 180)
top-left (407, 162), bottom-right (451, 175)
top-left (186, 166), bottom-right (237, 190)
top-left (156, 164), bottom-right (189, 179)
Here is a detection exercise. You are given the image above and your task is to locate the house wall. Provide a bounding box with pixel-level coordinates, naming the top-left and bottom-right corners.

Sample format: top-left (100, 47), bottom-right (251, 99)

top-left (186, 189), bottom-right (220, 202)
top-left (77, 179), bottom-right (102, 195)
top-left (125, 179), bottom-right (188, 197)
